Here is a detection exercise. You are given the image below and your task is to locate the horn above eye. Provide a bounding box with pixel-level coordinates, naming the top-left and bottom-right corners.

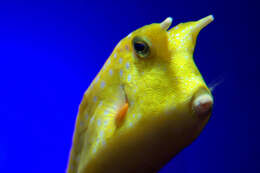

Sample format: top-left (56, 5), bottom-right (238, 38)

top-left (160, 17), bottom-right (173, 30)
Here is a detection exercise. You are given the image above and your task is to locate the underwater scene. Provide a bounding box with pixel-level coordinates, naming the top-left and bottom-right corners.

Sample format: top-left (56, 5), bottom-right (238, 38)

top-left (0, 0), bottom-right (258, 172)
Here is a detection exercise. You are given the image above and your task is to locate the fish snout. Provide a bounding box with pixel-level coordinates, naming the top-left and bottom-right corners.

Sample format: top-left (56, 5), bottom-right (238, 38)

top-left (192, 88), bottom-right (213, 118)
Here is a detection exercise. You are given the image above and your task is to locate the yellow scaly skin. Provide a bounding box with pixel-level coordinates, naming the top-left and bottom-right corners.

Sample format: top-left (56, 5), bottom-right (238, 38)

top-left (67, 15), bottom-right (214, 173)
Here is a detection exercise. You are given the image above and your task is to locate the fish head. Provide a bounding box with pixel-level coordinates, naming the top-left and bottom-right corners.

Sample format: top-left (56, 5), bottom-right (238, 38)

top-left (116, 15), bottom-right (214, 125)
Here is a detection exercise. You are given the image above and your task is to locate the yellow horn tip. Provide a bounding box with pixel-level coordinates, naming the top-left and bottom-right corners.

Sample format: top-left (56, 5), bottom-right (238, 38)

top-left (160, 17), bottom-right (173, 30)
top-left (196, 15), bottom-right (214, 31)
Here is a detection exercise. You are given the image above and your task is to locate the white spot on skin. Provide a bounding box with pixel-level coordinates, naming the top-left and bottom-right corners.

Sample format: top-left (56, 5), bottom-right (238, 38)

top-left (127, 74), bottom-right (131, 82)
top-left (119, 58), bottom-right (123, 64)
top-left (100, 131), bottom-right (104, 138)
top-left (93, 147), bottom-right (97, 153)
top-left (85, 113), bottom-right (89, 119)
top-left (125, 62), bottom-right (130, 69)
top-left (90, 116), bottom-right (95, 124)
top-left (80, 122), bottom-right (84, 127)
top-left (119, 70), bottom-right (123, 77)
top-left (95, 76), bottom-right (100, 83)
top-left (98, 101), bottom-right (103, 107)
top-left (109, 69), bottom-right (113, 76)
top-left (97, 119), bottom-right (101, 126)
top-left (106, 58), bottom-right (111, 65)
top-left (100, 81), bottom-right (105, 88)
top-left (132, 114), bottom-right (135, 118)
top-left (129, 122), bottom-right (133, 127)
top-left (93, 96), bottom-right (97, 102)
top-left (104, 120), bottom-right (109, 125)
top-left (114, 53), bottom-right (117, 58)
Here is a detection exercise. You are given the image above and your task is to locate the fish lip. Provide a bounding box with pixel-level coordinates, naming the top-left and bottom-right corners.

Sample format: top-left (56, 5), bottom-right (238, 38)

top-left (193, 94), bottom-right (213, 118)
top-left (191, 87), bottom-right (214, 119)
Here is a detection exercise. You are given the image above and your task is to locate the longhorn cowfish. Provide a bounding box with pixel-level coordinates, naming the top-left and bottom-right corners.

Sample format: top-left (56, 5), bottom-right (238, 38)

top-left (67, 15), bottom-right (214, 173)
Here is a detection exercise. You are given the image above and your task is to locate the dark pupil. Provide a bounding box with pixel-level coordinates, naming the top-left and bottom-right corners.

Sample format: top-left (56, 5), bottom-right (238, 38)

top-left (134, 42), bottom-right (146, 52)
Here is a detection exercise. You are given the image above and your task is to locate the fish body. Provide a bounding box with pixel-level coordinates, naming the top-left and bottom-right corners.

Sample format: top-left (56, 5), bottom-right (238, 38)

top-left (67, 15), bottom-right (214, 173)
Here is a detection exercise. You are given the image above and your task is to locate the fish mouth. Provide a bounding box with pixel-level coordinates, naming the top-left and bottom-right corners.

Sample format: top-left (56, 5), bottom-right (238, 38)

top-left (191, 87), bottom-right (213, 119)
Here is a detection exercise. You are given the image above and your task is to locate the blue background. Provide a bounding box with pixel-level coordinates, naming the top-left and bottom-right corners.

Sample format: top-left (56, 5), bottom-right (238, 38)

top-left (0, 0), bottom-right (258, 172)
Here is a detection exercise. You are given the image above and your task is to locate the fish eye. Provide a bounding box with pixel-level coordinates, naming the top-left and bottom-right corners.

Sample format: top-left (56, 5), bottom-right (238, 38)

top-left (132, 36), bottom-right (150, 58)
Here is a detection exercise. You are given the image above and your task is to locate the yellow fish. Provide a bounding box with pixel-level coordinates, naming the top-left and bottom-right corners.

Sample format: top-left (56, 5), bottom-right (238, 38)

top-left (67, 15), bottom-right (214, 173)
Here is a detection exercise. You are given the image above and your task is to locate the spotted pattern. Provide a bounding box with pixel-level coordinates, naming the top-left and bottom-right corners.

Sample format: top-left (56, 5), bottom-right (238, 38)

top-left (119, 58), bottom-right (123, 64)
top-left (100, 81), bottom-right (106, 88)
top-left (106, 58), bottom-right (111, 65)
top-left (97, 119), bottom-right (101, 126)
top-left (109, 69), bottom-right (113, 76)
top-left (125, 62), bottom-right (130, 69)
top-left (90, 116), bottom-right (95, 124)
top-left (68, 16), bottom-right (210, 173)
top-left (119, 69), bottom-right (123, 77)
top-left (127, 74), bottom-right (131, 82)
top-left (98, 101), bottom-right (103, 107)
top-left (85, 113), bottom-right (89, 120)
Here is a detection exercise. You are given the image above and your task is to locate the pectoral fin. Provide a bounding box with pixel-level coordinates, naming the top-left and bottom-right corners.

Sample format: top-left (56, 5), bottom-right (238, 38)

top-left (115, 102), bottom-right (129, 127)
